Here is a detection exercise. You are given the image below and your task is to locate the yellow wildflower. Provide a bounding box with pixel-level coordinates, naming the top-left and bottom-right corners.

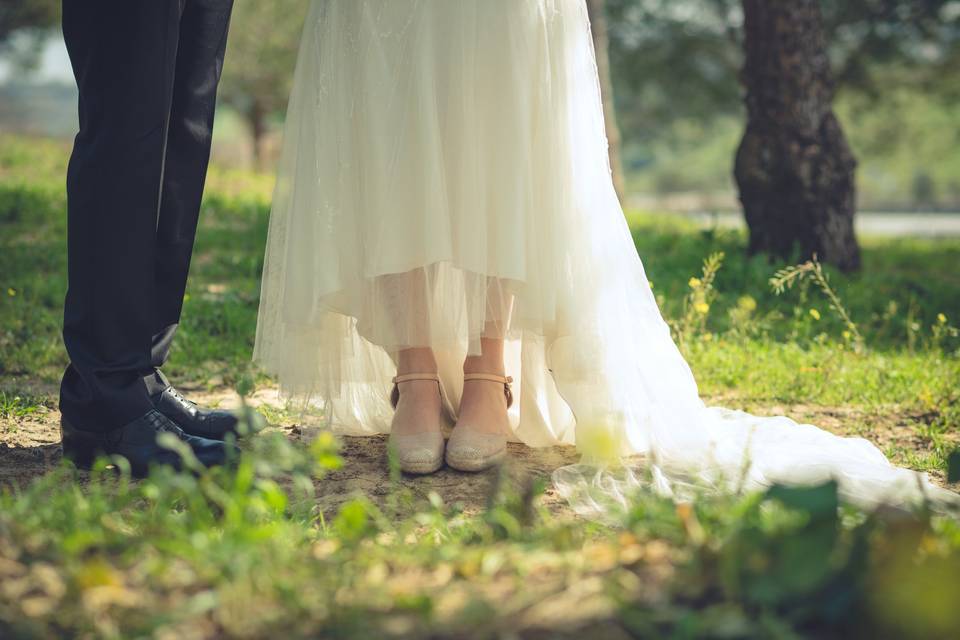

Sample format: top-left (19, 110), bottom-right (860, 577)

top-left (938, 313), bottom-right (947, 324)
top-left (809, 308), bottom-right (821, 321)
top-left (737, 295), bottom-right (757, 312)
top-left (688, 277), bottom-right (702, 289)
top-left (694, 302), bottom-right (710, 315)
top-left (842, 330), bottom-right (852, 340)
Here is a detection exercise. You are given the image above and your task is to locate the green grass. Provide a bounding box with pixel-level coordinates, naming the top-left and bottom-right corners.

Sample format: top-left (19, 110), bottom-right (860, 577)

top-left (2, 435), bottom-right (960, 638)
top-left (3, 135), bottom-right (957, 408)
top-left (2, 133), bottom-right (960, 638)
top-left (0, 135), bottom-right (273, 388)
top-left (626, 211), bottom-right (960, 472)
top-left (0, 391), bottom-right (47, 421)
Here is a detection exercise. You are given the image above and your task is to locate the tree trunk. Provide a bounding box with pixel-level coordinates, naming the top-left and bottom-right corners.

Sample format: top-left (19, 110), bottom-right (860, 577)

top-left (586, 0), bottom-right (627, 202)
top-left (248, 100), bottom-right (267, 171)
top-left (735, 0), bottom-right (861, 271)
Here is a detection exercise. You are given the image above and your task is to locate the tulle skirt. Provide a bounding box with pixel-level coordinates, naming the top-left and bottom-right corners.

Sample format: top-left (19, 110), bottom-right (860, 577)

top-left (255, 0), bottom-right (958, 516)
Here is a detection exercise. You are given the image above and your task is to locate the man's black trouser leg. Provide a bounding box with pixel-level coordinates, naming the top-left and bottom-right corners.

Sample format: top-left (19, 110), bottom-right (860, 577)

top-left (145, 0), bottom-right (234, 396)
top-left (60, 0), bottom-right (233, 431)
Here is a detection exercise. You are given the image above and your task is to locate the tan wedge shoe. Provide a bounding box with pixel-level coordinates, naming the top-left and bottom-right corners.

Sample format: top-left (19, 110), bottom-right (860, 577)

top-left (388, 373), bottom-right (446, 474)
top-left (445, 373), bottom-right (513, 472)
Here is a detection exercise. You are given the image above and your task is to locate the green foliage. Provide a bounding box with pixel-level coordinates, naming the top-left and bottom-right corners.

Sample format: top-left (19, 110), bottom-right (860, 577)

top-left (821, 0), bottom-right (960, 96)
top-left (0, 1), bottom-right (59, 37)
top-left (625, 91), bottom-right (960, 209)
top-left (0, 391), bottom-right (47, 420)
top-left (219, 0), bottom-right (309, 164)
top-left (0, 0), bottom-right (59, 68)
top-left (1, 134), bottom-right (960, 637)
top-left (0, 425), bottom-right (596, 638)
top-left (605, 0), bottom-right (744, 135)
top-left (672, 251), bottom-right (725, 349)
top-left (3, 440), bottom-right (959, 638)
top-left (603, 1), bottom-right (960, 209)
top-left (605, 0), bottom-right (959, 129)
top-left (837, 88), bottom-right (960, 209)
top-left (618, 481), bottom-right (960, 638)
top-left (770, 257), bottom-right (865, 350)
top-left (0, 135), bottom-right (271, 387)
top-left (221, 0), bottom-right (307, 109)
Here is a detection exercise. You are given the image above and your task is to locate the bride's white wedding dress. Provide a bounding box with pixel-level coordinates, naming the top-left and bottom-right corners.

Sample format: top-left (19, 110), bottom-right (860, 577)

top-left (254, 0), bottom-right (957, 516)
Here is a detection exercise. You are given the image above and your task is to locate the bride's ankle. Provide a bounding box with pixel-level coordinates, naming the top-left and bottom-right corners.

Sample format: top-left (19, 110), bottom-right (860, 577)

top-left (462, 358), bottom-right (505, 378)
top-left (462, 336), bottom-right (505, 377)
top-left (391, 381), bottom-right (442, 434)
top-left (397, 347), bottom-right (438, 376)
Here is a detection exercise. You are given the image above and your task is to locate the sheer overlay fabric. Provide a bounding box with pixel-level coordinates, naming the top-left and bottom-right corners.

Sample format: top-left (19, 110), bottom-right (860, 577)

top-left (254, 0), bottom-right (958, 517)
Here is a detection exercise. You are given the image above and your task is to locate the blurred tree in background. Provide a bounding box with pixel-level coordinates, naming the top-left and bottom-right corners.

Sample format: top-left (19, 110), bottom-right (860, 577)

top-left (219, 0), bottom-right (308, 169)
top-left (0, 0), bottom-right (60, 70)
top-left (735, 0), bottom-right (860, 271)
top-left (604, 0), bottom-right (960, 142)
top-left (594, 0), bottom-right (959, 264)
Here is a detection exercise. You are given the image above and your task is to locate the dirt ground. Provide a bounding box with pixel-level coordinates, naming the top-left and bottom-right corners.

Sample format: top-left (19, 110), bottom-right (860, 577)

top-left (1, 383), bottom-right (953, 514)
top-left (0, 383), bottom-right (583, 515)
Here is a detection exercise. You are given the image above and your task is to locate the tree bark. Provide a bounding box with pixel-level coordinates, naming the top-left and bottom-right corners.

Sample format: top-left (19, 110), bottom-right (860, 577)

top-left (735, 0), bottom-right (861, 271)
top-left (586, 0), bottom-right (627, 202)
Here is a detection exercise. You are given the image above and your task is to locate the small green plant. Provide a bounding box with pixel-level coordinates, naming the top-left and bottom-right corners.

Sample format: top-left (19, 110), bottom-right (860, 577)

top-left (931, 312), bottom-right (959, 354)
top-left (770, 255), bottom-right (865, 351)
top-left (0, 391), bottom-right (46, 420)
top-left (673, 251), bottom-right (725, 348)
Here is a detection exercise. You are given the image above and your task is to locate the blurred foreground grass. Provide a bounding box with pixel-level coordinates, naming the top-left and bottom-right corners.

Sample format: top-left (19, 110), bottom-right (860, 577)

top-left (1, 134), bottom-right (960, 638)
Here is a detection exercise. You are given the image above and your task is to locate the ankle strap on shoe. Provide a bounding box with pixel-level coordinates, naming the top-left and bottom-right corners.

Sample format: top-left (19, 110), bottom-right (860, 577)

top-left (392, 373), bottom-right (441, 384)
top-left (463, 373), bottom-right (514, 409)
top-left (390, 373), bottom-right (441, 409)
top-left (463, 373), bottom-right (512, 384)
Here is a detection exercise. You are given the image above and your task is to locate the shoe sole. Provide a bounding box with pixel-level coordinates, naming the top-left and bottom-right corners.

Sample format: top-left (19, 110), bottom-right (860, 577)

top-left (61, 436), bottom-right (149, 476)
top-left (445, 448), bottom-right (507, 472)
top-left (400, 459), bottom-right (445, 475)
top-left (60, 420), bottom-right (171, 478)
top-left (60, 422), bottom-right (101, 470)
top-left (61, 443), bottom-right (98, 470)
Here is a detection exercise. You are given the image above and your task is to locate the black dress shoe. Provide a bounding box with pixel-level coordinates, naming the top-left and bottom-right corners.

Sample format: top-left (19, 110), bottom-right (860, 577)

top-left (152, 385), bottom-right (240, 440)
top-left (61, 409), bottom-right (232, 477)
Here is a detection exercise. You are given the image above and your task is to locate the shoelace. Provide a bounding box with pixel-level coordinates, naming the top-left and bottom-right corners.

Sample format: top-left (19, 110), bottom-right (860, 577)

top-left (134, 411), bottom-right (186, 443)
top-left (156, 421), bottom-right (185, 436)
top-left (102, 411), bottom-right (185, 446)
top-left (167, 387), bottom-right (199, 417)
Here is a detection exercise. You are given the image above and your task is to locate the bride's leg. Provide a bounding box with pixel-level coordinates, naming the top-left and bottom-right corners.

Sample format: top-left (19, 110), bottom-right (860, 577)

top-left (458, 335), bottom-right (512, 436)
top-left (383, 268), bottom-right (446, 474)
top-left (446, 311), bottom-right (512, 471)
top-left (391, 347), bottom-right (442, 437)
top-left (453, 279), bottom-right (514, 441)
top-left (381, 268), bottom-right (444, 438)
